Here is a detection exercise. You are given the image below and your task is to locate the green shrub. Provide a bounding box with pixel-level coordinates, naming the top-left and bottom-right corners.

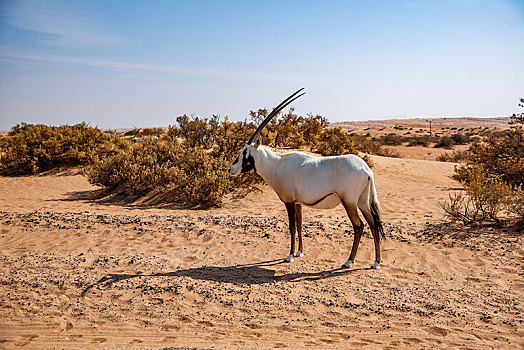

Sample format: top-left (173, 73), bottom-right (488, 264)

top-left (0, 122), bottom-right (126, 175)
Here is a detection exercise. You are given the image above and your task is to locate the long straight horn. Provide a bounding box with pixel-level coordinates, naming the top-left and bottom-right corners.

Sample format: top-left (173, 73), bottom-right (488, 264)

top-left (247, 88), bottom-right (305, 144)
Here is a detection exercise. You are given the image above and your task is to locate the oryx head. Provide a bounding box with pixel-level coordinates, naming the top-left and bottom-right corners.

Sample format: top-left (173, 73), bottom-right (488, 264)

top-left (228, 88), bottom-right (305, 176)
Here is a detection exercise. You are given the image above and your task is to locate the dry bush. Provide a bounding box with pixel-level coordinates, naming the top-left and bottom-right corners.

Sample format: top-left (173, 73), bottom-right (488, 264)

top-left (405, 135), bottom-right (431, 147)
top-left (0, 122), bottom-right (126, 175)
top-left (436, 150), bottom-right (470, 163)
top-left (87, 138), bottom-right (259, 208)
top-left (380, 133), bottom-right (403, 146)
top-left (454, 127), bottom-right (523, 188)
top-left (314, 127), bottom-right (357, 156)
top-left (442, 103), bottom-right (524, 227)
top-left (434, 136), bottom-right (455, 149)
top-left (442, 166), bottom-right (514, 225)
top-left (450, 133), bottom-right (471, 145)
top-left (352, 135), bottom-right (400, 158)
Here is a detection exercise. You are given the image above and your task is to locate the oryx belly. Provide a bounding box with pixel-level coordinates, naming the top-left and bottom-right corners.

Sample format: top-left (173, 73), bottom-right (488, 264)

top-left (299, 193), bottom-right (341, 209)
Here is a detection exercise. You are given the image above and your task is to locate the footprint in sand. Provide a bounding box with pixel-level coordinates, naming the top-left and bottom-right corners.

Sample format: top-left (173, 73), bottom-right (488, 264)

top-left (56, 321), bottom-right (73, 332)
top-left (426, 326), bottom-right (449, 336)
top-left (91, 337), bottom-right (107, 344)
top-left (13, 334), bottom-right (39, 348)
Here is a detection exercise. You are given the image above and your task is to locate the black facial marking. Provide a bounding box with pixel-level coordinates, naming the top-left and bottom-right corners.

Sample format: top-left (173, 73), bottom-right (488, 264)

top-left (241, 149), bottom-right (256, 173)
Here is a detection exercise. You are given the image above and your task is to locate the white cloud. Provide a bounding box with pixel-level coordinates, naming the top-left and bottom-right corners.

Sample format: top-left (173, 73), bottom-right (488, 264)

top-left (0, 47), bottom-right (300, 82)
top-left (1, 0), bottom-right (128, 48)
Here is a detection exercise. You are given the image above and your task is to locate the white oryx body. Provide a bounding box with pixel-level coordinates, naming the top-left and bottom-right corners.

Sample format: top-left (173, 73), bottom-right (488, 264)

top-left (246, 146), bottom-right (373, 210)
top-left (228, 88), bottom-right (385, 269)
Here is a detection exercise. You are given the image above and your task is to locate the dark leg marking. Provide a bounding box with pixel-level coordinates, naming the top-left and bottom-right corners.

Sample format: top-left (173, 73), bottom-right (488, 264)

top-left (284, 202), bottom-right (296, 261)
top-left (342, 201), bottom-right (364, 267)
top-left (295, 203), bottom-right (304, 256)
top-left (360, 207), bottom-right (382, 266)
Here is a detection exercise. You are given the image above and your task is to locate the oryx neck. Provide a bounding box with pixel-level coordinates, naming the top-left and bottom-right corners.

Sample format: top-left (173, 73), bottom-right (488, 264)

top-left (251, 145), bottom-right (282, 184)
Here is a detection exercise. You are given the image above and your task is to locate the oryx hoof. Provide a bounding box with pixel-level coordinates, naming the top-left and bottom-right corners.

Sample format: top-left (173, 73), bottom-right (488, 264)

top-left (342, 260), bottom-right (353, 269)
top-left (371, 261), bottom-right (381, 269)
top-left (284, 255), bottom-right (294, 263)
top-left (294, 251), bottom-right (304, 258)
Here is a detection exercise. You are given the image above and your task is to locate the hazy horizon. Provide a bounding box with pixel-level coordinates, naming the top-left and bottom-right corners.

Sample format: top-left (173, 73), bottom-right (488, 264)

top-left (1, 0), bottom-right (523, 130)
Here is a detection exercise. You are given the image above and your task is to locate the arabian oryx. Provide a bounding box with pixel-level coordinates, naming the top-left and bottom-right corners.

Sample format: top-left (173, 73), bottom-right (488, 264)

top-left (229, 88), bottom-right (385, 269)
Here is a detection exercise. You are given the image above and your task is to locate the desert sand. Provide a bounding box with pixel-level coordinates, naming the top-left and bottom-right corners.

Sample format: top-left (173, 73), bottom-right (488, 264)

top-left (0, 152), bottom-right (523, 349)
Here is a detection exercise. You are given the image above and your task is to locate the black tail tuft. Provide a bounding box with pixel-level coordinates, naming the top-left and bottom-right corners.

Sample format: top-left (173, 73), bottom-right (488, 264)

top-left (370, 200), bottom-right (385, 240)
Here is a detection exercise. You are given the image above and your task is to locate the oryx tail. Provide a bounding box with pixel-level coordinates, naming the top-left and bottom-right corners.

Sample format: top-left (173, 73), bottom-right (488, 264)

top-left (369, 176), bottom-right (385, 241)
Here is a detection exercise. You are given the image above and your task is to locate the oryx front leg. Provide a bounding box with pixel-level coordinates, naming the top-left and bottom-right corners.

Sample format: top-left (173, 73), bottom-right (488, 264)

top-left (284, 203), bottom-right (297, 262)
top-left (294, 203), bottom-right (304, 257)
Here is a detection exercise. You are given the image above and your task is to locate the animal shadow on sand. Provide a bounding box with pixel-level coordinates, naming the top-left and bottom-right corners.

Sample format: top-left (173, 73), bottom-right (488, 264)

top-left (81, 260), bottom-right (368, 297)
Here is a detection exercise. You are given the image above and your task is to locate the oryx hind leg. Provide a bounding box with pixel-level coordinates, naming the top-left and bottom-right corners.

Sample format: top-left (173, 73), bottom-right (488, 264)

top-left (294, 203), bottom-right (304, 257)
top-left (341, 201), bottom-right (364, 269)
top-left (284, 202), bottom-right (297, 262)
top-left (358, 201), bottom-right (382, 269)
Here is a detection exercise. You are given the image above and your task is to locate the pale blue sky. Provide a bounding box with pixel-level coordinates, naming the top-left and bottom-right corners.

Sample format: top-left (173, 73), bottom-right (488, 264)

top-left (0, 0), bottom-right (523, 129)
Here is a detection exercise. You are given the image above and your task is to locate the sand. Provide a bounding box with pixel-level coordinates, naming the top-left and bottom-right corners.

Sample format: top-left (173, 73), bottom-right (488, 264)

top-left (0, 155), bottom-right (523, 349)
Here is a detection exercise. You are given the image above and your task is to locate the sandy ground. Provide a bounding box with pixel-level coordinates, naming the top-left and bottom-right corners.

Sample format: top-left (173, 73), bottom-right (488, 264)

top-left (0, 155), bottom-right (523, 349)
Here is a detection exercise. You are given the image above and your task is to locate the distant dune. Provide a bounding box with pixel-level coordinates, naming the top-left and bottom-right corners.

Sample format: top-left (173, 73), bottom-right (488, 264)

top-left (331, 116), bottom-right (510, 129)
top-left (0, 116), bottom-right (511, 135)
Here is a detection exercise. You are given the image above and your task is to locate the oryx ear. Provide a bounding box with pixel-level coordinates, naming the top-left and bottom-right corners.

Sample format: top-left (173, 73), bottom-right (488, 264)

top-left (254, 136), bottom-right (261, 147)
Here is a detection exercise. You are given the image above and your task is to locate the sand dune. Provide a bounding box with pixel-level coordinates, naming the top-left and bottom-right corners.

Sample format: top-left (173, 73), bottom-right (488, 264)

top-left (0, 155), bottom-right (522, 349)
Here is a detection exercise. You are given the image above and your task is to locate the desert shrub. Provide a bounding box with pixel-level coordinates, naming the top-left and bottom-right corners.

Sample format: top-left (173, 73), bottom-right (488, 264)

top-left (141, 127), bottom-right (165, 136)
top-left (0, 122), bottom-right (127, 175)
top-left (442, 166), bottom-right (513, 224)
top-left (442, 100), bottom-right (524, 227)
top-left (87, 138), bottom-right (258, 207)
top-left (380, 133), bottom-right (403, 146)
top-left (170, 114), bottom-right (220, 148)
top-left (510, 98), bottom-right (524, 124)
top-left (406, 135), bottom-right (431, 147)
top-left (436, 150), bottom-right (469, 163)
top-left (314, 127), bottom-right (357, 156)
top-left (450, 133), bottom-right (471, 145)
top-left (434, 136), bottom-right (455, 149)
top-left (352, 135), bottom-right (400, 158)
top-left (248, 109), bottom-right (328, 149)
top-left (454, 127), bottom-right (524, 187)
